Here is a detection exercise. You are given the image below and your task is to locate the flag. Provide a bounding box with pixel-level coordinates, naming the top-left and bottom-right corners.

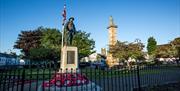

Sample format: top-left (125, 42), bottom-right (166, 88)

top-left (62, 4), bottom-right (66, 25)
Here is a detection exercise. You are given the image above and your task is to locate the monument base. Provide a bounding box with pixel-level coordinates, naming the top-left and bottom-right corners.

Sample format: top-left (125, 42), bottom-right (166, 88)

top-left (60, 46), bottom-right (78, 73)
top-left (38, 45), bottom-right (102, 91)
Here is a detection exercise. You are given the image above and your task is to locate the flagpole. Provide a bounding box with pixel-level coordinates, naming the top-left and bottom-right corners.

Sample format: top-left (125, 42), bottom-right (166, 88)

top-left (60, 1), bottom-right (66, 71)
top-left (61, 25), bottom-right (64, 48)
top-left (61, 3), bottom-right (66, 49)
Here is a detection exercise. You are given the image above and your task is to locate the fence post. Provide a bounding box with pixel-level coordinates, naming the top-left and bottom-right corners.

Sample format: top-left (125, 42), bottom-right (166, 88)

top-left (21, 68), bottom-right (25, 91)
top-left (137, 65), bottom-right (141, 91)
top-left (3, 68), bottom-right (7, 91)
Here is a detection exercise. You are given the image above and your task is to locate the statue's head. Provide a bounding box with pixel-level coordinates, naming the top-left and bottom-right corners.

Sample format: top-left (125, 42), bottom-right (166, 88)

top-left (69, 17), bottom-right (74, 22)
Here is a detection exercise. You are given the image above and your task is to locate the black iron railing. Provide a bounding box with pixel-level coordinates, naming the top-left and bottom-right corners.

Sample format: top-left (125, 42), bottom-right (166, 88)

top-left (0, 64), bottom-right (180, 91)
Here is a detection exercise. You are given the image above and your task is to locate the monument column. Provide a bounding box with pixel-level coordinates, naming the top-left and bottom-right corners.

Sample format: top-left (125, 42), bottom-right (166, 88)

top-left (107, 16), bottom-right (117, 46)
top-left (107, 16), bottom-right (118, 67)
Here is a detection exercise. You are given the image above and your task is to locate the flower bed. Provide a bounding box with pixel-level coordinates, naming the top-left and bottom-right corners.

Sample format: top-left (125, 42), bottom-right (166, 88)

top-left (42, 73), bottom-right (89, 87)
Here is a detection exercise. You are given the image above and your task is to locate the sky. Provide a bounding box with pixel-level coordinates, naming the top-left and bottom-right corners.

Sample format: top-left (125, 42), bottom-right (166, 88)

top-left (0, 0), bottom-right (180, 54)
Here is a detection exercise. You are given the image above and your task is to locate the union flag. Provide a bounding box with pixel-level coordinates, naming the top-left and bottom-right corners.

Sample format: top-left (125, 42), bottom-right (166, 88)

top-left (62, 4), bottom-right (66, 25)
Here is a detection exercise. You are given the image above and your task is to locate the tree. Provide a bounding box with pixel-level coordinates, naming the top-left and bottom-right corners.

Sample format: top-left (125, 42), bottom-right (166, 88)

top-left (40, 28), bottom-right (62, 50)
top-left (128, 41), bottom-right (144, 60)
top-left (39, 28), bottom-right (62, 61)
top-left (170, 37), bottom-right (180, 46)
top-left (29, 47), bottom-right (59, 61)
top-left (109, 41), bottom-right (128, 60)
top-left (109, 40), bottom-right (144, 61)
top-left (14, 27), bottom-right (42, 58)
top-left (14, 27), bottom-right (95, 61)
top-left (72, 30), bottom-right (96, 59)
top-left (156, 37), bottom-right (180, 58)
top-left (40, 29), bottom-right (95, 60)
top-left (156, 44), bottom-right (171, 58)
top-left (147, 37), bottom-right (157, 56)
top-left (170, 37), bottom-right (180, 58)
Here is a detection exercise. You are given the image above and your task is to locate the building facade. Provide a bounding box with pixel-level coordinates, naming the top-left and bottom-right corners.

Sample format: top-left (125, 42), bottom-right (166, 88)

top-left (101, 48), bottom-right (106, 56)
top-left (0, 53), bottom-right (19, 66)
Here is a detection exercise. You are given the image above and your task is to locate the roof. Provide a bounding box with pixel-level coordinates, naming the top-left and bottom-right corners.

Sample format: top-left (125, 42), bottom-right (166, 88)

top-left (0, 53), bottom-right (17, 58)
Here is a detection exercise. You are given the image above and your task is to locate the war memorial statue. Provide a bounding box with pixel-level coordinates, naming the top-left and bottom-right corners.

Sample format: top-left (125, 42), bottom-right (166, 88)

top-left (39, 17), bottom-right (101, 91)
top-left (63, 17), bottom-right (76, 46)
top-left (60, 17), bottom-right (78, 73)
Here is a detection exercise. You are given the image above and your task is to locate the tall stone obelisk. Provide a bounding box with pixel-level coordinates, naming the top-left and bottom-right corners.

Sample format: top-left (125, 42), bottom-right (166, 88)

top-left (106, 16), bottom-right (118, 67)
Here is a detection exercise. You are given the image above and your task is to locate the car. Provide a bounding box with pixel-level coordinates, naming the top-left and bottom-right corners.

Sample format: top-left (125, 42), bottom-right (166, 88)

top-left (79, 62), bottom-right (91, 68)
top-left (91, 60), bottom-right (108, 70)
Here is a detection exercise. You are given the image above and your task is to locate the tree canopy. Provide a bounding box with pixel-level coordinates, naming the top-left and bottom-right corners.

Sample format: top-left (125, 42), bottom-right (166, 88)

top-left (14, 28), bottom-right (42, 58)
top-left (72, 30), bottom-right (96, 59)
top-left (14, 27), bottom-right (95, 61)
top-left (172, 37), bottom-right (180, 58)
top-left (29, 47), bottom-right (59, 61)
top-left (29, 28), bottom-right (61, 61)
top-left (40, 28), bottom-right (62, 50)
top-left (109, 40), bottom-right (144, 61)
top-left (156, 37), bottom-right (180, 58)
top-left (147, 37), bottom-right (157, 56)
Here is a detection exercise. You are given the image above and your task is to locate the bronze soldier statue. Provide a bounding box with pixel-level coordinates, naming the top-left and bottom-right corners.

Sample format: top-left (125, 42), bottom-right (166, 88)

top-left (63, 17), bottom-right (76, 46)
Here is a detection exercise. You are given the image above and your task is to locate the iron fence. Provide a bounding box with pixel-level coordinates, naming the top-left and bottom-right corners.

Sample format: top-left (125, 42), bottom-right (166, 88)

top-left (0, 64), bottom-right (180, 91)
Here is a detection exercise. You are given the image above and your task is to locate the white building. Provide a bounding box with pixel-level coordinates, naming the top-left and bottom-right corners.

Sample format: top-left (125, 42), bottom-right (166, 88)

top-left (0, 53), bottom-right (19, 66)
top-left (80, 53), bottom-right (106, 63)
top-left (89, 53), bottom-right (98, 62)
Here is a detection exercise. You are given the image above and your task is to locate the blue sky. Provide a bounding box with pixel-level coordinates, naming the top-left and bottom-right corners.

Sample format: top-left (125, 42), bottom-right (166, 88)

top-left (0, 0), bottom-right (180, 54)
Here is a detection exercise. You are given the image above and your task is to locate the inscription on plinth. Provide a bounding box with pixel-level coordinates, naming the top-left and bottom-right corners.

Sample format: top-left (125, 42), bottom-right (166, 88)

top-left (67, 51), bottom-right (75, 64)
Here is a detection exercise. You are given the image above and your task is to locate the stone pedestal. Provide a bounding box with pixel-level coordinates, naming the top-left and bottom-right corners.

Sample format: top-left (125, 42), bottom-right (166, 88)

top-left (60, 46), bottom-right (78, 73)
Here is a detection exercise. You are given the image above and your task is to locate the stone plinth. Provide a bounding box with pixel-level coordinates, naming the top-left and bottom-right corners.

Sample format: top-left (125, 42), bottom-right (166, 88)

top-left (60, 46), bottom-right (78, 73)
